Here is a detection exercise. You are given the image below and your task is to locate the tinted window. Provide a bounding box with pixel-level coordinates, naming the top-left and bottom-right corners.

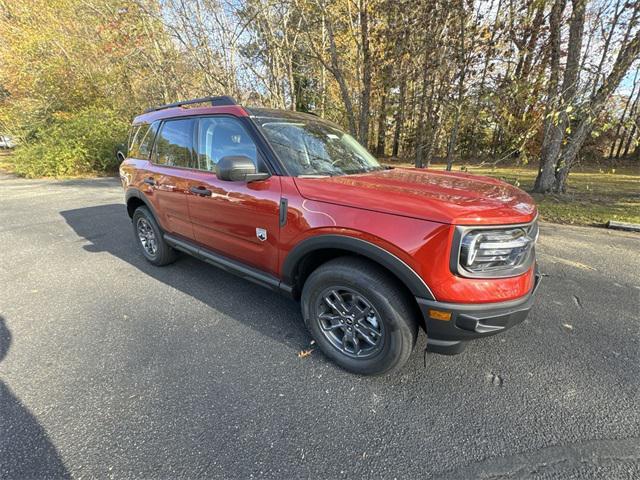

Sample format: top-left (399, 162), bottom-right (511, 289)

top-left (139, 121), bottom-right (160, 158)
top-left (153, 119), bottom-right (195, 168)
top-left (128, 122), bottom-right (159, 159)
top-left (195, 117), bottom-right (258, 172)
top-left (128, 124), bottom-right (147, 158)
top-left (127, 125), bottom-right (140, 154)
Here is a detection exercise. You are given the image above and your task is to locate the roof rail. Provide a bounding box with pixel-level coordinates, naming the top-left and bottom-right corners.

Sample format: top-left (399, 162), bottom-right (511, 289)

top-left (144, 96), bottom-right (238, 113)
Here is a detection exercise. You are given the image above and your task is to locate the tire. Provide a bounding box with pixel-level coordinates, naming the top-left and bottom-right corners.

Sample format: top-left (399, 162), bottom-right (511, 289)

top-left (301, 257), bottom-right (418, 375)
top-left (132, 206), bottom-right (177, 266)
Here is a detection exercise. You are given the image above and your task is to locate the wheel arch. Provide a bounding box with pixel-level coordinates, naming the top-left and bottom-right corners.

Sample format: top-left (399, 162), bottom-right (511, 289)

top-left (282, 235), bottom-right (435, 302)
top-left (125, 188), bottom-right (157, 220)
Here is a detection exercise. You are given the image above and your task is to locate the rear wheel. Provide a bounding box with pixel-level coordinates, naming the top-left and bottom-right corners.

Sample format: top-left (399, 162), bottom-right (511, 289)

top-left (301, 257), bottom-right (418, 375)
top-left (132, 206), bottom-right (177, 266)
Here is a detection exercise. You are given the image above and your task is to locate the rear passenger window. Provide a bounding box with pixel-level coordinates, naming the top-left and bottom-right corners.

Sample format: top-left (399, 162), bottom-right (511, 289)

top-left (195, 117), bottom-right (257, 172)
top-left (153, 119), bottom-right (195, 168)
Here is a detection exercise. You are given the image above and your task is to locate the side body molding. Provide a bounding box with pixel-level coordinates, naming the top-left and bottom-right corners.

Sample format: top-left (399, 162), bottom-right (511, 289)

top-left (281, 235), bottom-right (435, 301)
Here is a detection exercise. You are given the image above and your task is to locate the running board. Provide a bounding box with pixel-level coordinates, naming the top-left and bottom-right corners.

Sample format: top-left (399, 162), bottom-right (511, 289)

top-left (164, 234), bottom-right (293, 296)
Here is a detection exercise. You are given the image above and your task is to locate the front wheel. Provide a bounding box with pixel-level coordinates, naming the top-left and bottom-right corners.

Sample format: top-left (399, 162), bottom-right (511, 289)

top-left (301, 257), bottom-right (418, 375)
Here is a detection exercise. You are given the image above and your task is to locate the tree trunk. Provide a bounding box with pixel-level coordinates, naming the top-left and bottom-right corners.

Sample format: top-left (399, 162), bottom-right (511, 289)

top-left (622, 122), bottom-right (638, 158)
top-left (325, 18), bottom-right (358, 136)
top-left (445, 0), bottom-right (468, 171)
top-left (375, 90), bottom-right (388, 156)
top-left (609, 68), bottom-right (638, 159)
top-left (392, 79), bottom-right (406, 158)
top-left (415, 57), bottom-right (431, 168)
top-left (532, 0), bottom-right (568, 192)
top-left (446, 106), bottom-right (461, 171)
top-left (358, 0), bottom-right (372, 145)
top-left (554, 26), bottom-right (640, 192)
top-left (619, 86), bottom-right (640, 157)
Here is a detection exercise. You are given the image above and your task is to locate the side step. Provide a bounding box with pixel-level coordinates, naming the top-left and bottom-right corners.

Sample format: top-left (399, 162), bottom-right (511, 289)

top-left (164, 234), bottom-right (293, 296)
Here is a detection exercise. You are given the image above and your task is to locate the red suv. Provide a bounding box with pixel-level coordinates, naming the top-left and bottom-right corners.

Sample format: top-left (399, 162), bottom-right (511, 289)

top-left (120, 96), bottom-right (540, 375)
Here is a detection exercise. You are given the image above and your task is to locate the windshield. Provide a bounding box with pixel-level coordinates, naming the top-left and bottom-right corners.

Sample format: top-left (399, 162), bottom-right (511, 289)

top-left (252, 113), bottom-right (382, 177)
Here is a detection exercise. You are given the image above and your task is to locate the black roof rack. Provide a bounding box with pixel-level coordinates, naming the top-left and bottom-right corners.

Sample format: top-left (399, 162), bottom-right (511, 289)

top-left (144, 96), bottom-right (238, 113)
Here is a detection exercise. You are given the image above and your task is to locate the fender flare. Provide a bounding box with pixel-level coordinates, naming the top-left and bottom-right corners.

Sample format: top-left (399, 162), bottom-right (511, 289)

top-left (281, 234), bottom-right (435, 301)
top-left (125, 188), bottom-right (158, 220)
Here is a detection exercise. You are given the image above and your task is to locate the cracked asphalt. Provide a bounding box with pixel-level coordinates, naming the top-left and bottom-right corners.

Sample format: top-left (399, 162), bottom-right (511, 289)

top-left (0, 173), bottom-right (639, 479)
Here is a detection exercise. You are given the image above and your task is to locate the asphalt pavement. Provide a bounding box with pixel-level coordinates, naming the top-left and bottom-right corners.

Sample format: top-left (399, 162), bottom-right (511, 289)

top-left (1, 173), bottom-right (639, 479)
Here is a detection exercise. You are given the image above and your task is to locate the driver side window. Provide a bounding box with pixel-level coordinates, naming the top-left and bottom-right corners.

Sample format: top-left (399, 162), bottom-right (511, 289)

top-left (195, 117), bottom-right (258, 172)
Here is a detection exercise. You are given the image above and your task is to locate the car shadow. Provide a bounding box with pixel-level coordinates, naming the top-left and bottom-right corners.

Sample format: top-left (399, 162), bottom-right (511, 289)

top-left (60, 204), bottom-right (311, 352)
top-left (0, 316), bottom-right (70, 478)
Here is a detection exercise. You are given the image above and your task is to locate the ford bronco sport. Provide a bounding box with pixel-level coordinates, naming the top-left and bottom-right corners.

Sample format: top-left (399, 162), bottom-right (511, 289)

top-left (120, 96), bottom-right (540, 375)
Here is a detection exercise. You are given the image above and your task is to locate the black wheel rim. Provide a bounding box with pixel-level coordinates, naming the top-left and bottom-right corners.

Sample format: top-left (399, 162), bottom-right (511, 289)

top-left (137, 217), bottom-right (157, 257)
top-left (315, 287), bottom-right (384, 358)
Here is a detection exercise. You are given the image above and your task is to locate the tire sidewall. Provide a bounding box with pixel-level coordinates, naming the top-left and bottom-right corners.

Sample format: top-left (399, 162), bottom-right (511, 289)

top-left (302, 261), bottom-right (416, 375)
top-left (132, 207), bottom-right (168, 265)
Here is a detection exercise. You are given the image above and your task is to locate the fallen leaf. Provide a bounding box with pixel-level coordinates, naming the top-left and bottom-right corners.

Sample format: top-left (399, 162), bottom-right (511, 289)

top-left (297, 349), bottom-right (314, 359)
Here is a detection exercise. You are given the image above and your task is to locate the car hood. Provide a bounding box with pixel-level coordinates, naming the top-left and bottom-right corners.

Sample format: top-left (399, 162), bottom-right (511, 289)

top-left (293, 168), bottom-right (537, 225)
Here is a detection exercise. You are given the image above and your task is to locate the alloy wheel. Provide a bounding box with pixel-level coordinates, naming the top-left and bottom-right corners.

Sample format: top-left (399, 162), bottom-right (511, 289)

top-left (137, 217), bottom-right (157, 257)
top-left (315, 287), bottom-right (384, 358)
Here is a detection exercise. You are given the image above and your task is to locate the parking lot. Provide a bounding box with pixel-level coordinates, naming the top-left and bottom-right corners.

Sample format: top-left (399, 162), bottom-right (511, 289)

top-left (1, 172), bottom-right (639, 479)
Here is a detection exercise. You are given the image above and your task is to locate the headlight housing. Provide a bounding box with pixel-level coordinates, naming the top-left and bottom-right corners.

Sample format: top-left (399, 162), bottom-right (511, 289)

top-left (451, 220), bottom-right (538, 278)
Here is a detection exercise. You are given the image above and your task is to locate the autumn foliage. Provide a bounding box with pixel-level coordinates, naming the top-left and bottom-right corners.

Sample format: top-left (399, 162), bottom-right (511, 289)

top-left (0, 0), bottom-right (638, 186)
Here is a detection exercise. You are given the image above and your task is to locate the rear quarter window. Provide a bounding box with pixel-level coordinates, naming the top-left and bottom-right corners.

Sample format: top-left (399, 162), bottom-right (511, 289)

top-left (128, 122), bottom-right (159, 159)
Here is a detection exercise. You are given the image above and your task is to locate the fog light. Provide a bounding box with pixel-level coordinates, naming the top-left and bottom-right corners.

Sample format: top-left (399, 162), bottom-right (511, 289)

top-left (429, 309), bottom-right (452, 321)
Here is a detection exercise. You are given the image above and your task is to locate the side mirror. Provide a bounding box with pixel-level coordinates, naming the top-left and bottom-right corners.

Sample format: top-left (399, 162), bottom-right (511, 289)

top-left (216, 155), bottom-right (270, 182)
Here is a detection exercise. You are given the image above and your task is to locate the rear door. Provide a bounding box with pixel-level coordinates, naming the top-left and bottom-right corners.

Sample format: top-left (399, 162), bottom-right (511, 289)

top-left (145, 118), bottom-right (195, 239)
top-left (184, 115), bottom-right (281, 276)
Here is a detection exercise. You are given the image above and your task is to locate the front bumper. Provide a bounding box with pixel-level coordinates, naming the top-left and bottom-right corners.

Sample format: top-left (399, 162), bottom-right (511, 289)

top-left (416, 272), bottom-right (541, 349)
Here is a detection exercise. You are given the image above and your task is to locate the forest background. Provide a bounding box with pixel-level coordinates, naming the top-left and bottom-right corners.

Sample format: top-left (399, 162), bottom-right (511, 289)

top-left (1, 0), bottom-right (638, 224)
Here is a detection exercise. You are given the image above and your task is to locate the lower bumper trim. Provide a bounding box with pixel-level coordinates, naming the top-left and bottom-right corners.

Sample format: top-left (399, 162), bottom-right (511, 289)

top-left (417, 273), bottom-right (541, 342)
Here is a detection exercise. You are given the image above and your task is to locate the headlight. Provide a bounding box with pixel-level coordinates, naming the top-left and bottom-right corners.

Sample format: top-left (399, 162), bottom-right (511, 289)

top-left (452, 220), bottom-right (538, 278)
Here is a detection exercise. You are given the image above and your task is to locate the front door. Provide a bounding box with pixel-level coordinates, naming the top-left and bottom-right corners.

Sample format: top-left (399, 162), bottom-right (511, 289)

top-left (185, 116), bottom-right (281, 276)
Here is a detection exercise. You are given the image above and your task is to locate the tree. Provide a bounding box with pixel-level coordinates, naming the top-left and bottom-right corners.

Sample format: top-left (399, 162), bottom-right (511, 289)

top-left (534, 0), bottom-right (640, 192)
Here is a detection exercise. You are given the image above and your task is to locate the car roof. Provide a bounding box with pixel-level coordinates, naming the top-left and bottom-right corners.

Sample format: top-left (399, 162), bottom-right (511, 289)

top-left (131, 104), bottom-right (338, 129)
top-left (132, 104), bottom-right (249, 125)
top-left (246, 107), bottom-right (342, 129)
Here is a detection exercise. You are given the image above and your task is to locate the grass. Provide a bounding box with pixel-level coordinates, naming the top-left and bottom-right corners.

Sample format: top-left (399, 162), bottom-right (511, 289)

top-left (383, 160), bottom-right (640, 227)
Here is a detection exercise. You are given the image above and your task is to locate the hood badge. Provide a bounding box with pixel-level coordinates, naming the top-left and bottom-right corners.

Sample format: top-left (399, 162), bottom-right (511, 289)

top-left (256, 228), bottom-right (267, 242)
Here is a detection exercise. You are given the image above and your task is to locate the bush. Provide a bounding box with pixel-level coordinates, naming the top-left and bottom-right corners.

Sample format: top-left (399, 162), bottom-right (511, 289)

top-left (12, 106), bottom-right (129, 177)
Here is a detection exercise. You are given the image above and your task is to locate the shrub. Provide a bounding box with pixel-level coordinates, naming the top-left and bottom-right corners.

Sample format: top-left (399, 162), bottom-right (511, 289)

top-left (12, 106), bottom-right (129, 177)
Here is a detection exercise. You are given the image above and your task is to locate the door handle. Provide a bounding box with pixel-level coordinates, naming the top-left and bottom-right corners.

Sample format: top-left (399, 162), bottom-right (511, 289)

top-left (143, 177), bottom-right (156, 186)
top-left (190, 186), bottom-right (212, 197)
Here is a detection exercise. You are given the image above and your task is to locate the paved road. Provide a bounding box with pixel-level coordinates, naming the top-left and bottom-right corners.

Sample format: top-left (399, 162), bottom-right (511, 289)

top-left (1, 173), bottom-right (639, 479)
